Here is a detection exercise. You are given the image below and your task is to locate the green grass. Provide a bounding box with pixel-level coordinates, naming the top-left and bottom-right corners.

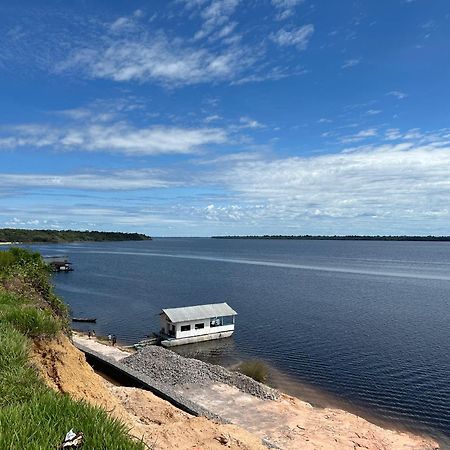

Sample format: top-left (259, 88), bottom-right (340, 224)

top-left (0, 391), bottom-right (145, 450)
top-left (1, 304), bottom-right (60, 337)
top-left (0, 324), bottom-right (45, 408)
top-left (0, 249), bottom-right (145, 449)
top-left (0, 290), bottom-right (27, 307)
top-left (0, 289), bottom-right (60, 338)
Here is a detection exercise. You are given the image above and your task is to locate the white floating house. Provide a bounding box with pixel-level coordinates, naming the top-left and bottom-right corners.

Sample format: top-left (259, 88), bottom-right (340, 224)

top-left (159, 302), bottom-right (237, 347)
top-left (43, 255), bottom-right (73, 272)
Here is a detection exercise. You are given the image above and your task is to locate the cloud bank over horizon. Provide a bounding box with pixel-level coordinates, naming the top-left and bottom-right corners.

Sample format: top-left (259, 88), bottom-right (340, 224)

top-left (1, 1), bottom-right (449, 235)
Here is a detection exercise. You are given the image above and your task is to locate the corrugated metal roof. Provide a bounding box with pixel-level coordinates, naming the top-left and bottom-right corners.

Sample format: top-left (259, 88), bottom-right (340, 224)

top-left (161, 302), bottom-right (237, 323)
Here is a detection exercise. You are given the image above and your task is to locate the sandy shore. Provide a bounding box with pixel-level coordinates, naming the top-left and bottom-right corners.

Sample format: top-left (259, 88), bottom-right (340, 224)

top-left (71, 332), bottom-right (439, 449)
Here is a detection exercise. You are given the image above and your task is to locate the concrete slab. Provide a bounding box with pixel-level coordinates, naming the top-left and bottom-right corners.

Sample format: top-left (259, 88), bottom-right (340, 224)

top-left (72, 333), bottom-right (130, 362)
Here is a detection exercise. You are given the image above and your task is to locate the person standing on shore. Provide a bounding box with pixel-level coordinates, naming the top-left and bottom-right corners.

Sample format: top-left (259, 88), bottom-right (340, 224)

top-left (112, 335), bottom-right (117, 346)
top-left (92, 330), bottom-right (96, 338)
top-left (108, 334), bottom-right (112, 345)
top-left (88, 331), bottom-right (91, 339)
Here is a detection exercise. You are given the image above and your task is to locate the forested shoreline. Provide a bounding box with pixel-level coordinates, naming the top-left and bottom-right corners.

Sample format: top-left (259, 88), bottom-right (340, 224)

top-left (212, 235), bottom-right (450, 241)
top-left (0, 228), bottom-right (151, 243)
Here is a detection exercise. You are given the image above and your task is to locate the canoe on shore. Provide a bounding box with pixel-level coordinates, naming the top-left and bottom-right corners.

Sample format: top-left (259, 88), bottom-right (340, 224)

top-left (72, 317), bottom-right (97, 323)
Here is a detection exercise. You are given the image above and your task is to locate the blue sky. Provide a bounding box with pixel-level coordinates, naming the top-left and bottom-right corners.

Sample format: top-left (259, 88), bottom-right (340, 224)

top-left (1, 0), bottom-right (450, 236)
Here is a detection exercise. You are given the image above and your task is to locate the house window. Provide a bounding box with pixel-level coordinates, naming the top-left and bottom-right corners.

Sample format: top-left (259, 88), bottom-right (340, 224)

top-left (222, 315), bottom-right (234, 326)
top-left (195, 323), bottom-right (205, 330)
top-left (210, 317), bottom-right (222, 327)
top-left (180, 325), bottom-right (191, 332)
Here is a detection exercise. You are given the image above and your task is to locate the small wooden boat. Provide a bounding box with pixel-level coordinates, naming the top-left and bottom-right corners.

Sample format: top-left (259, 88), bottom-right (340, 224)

top-left (72, 317), bottom-right (97, 323)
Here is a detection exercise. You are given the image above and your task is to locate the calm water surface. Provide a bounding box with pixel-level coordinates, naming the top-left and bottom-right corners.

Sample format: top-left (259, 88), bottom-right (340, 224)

top-left (29, 239), bottom-right (450, 445)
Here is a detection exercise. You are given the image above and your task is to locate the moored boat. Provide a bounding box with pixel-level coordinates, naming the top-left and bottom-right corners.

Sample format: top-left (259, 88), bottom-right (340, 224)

top-left (72, 317), bottom-right (97, 323)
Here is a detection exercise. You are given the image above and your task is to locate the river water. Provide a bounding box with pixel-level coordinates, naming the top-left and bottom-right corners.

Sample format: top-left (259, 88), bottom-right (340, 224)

top-left (29, 238), bottom-right (450, 445)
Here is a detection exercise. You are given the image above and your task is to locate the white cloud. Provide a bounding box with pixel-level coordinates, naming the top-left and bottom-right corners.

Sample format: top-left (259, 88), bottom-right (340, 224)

top-left (194, 0), bottom-right (240, 41)
top-left (109, 9), bottom-right (144, 33)
top-left (342, 58), bottom-right (361, 69)
top-left (54, 3), bottom-right (252, 87)
top-left (0, 3), bottom-right (313, 89)
top-left (204, 114), bottom-right (222, 123)
top-left (5, 218), bottom-right (41, 227)
top-left (4, 129), bottom-right (450, 234)
top-left (270, 25), bottom-right (314, 50)
top-left (0, 169), bottom-right (176, 191)
top-left (53, 5), bottom-right (310, 87)
top-left (213, 22), bottom-right (238, 40)
top-left (271, 0), bottom-right (304, 20)
top-left (239, 116), bottom-right (264, 129)
top-left (179, 0), bottom-right (209, 10)
top-left (403, 128), bottom-right (423, 140)
top-left (203, 203), bottom-right (244, 221)
top-left (0, 123), bottom-right (226, 155)
top-left (385, 128), bottom-right (402, 140)
top-left (0, 203), bottom-right (198, 234)
top-left (109, 17), bottom-right (136, 33)
top-left (366, 109), bottom-right (382, 115)
top-left (388, 90), bottom-right (408, 100)
top-left (216, 142), bottom-right (450, 226)
top-left (340, 128), bottom-right (377, 143)
top-left (58, 31), bottom-right (255, 86)
top-left (194, 151), bottom-right (263, 165)
top-left (232, 66), bottom-right (308, 85)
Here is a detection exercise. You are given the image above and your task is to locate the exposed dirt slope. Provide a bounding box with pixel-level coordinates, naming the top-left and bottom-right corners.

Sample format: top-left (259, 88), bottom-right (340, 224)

top-left (31, 334), bottom-right (266, 450)
top-left (31, 334), bottom-right (132, 425)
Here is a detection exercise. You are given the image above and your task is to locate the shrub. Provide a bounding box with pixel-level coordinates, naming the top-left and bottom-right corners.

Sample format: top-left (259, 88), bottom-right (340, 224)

top-left (0, 248), bottom-right (70, 332)
top-left (0, 250), bottom-right (16, 270)
top-left (238, 359), bottom-right (268, 383)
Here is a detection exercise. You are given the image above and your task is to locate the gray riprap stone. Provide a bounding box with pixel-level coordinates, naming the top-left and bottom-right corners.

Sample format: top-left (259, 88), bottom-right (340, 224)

top-left (122, 345), bottom-right (279, 401)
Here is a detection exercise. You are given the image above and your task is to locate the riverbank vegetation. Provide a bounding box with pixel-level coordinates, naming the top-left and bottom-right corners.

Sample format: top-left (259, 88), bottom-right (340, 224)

top-left (0, 228), bottom-right (151, 243)
top-left (212, 235), bottom-right (450, 241)
top-left (0, 248), bottom-right (144, 449)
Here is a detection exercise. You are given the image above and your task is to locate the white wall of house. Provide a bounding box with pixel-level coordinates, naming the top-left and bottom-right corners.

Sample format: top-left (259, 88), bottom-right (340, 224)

top-left (175, 318), bottom-right (209, 338)
top-left (160, 313), bottom-right (235, 339)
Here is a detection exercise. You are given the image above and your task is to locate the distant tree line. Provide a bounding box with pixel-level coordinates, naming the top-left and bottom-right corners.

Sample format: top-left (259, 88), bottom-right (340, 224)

top-left (0, 228), bottom-right (151, 243)
top-left (211, 235), bottom-right (450, 241)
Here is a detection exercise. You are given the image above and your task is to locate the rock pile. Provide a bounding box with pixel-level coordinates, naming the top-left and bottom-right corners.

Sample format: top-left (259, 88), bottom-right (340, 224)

top-left (122, 345), bottom-right (279, 401)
